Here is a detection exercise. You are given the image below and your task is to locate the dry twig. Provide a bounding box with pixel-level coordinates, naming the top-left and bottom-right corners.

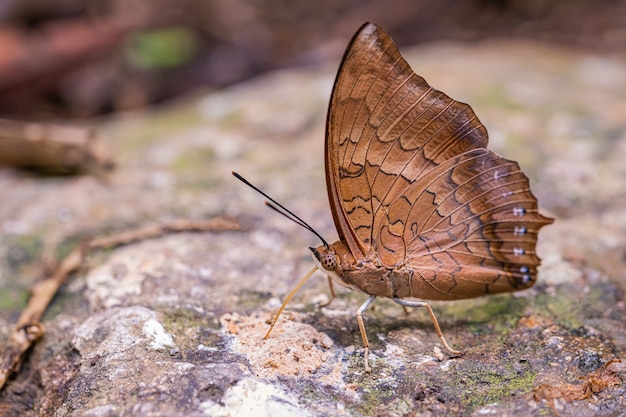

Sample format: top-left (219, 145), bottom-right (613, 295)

top-left (0, 119), bottom-right (114, 173)
top-left (0, 216), bottom-right (241, 389)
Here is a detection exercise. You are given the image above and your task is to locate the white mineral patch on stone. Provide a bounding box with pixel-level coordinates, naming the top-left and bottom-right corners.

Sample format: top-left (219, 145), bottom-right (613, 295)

top-left (200, 378), bottom-right (312, 417)
top-left (143, 318), bottom-right (174, 349)
top-left (72, 306), bottom-right (167, 355)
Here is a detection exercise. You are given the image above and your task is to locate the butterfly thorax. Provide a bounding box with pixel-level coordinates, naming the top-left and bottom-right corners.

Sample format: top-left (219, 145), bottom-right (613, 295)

top-left (311, 241), bottom-right (414, 299)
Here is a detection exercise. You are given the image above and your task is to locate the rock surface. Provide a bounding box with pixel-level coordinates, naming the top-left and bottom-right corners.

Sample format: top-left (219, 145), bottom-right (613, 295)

top-left (1, 39), bottom-right (625, 416)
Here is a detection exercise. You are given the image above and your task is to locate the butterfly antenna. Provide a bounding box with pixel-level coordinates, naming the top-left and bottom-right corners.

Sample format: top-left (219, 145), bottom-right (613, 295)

top-left (232, 171), bottom-right (329, 248)
top-left (264, 201), bottom-right (329, 246)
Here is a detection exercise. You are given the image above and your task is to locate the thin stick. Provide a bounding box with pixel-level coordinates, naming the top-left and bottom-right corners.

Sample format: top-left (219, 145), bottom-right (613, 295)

top-left (0, 244), bottom-right (86, 388)
top-left (0, 216), bottom-right (241, 390)
top-left (89, 217), bottom-right (240, 249)
top-left (264, 266), bottom-right (318, 339)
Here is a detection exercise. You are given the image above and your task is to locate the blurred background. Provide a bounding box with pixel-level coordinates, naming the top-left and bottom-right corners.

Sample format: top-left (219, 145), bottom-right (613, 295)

top-left (0, 0), bottom-right (624, 119)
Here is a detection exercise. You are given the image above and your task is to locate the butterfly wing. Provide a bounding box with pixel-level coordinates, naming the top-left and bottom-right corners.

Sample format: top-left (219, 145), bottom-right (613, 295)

top-left (379, 148), bottom-right (553, 300)
top-left (326, 22), bottom-right (489, 261)
top-left (326, 22), bottom-right (552, 299)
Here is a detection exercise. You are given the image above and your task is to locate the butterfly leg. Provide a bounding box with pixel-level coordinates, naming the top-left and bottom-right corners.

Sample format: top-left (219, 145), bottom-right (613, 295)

top-left (318, 276), bottom-right (336, 308)
top-left (393, 298), bottom-right (463, 357)
top-left (355, 295), bottom-right (376, 372)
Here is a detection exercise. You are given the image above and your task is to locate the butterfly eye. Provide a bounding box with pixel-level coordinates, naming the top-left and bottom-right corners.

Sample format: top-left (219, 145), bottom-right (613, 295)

top-left (321, 253), bottom-right (338, 271)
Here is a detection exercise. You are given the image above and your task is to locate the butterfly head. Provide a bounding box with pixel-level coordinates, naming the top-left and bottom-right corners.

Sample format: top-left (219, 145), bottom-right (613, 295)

top-left (310, 246), bottom-right (339, 272)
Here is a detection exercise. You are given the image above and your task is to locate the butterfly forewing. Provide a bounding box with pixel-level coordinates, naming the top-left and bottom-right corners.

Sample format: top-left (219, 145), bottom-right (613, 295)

top-left (326, 23), bottom-right (490, 262)
top-left (326, 22), bottom-right (552, 299)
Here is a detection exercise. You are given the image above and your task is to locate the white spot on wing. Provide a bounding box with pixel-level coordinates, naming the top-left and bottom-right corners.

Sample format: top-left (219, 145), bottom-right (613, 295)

top-left (513, 207), bottom-right (525, 217)
top-left (514, 226), bottom-right (527, 236)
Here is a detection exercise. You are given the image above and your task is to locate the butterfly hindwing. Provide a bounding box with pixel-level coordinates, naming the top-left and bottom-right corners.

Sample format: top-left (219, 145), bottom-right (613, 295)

top-left (377, 148), bottom-right (552, 299)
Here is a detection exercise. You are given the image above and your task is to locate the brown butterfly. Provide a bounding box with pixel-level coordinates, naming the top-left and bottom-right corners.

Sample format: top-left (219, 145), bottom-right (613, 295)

top-left (235, 22), bottom-right (553, 372)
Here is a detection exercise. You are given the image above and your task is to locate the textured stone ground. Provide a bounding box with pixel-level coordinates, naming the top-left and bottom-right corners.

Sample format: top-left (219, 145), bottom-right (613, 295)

top-left (1, 39), bottom-right (625, 416)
